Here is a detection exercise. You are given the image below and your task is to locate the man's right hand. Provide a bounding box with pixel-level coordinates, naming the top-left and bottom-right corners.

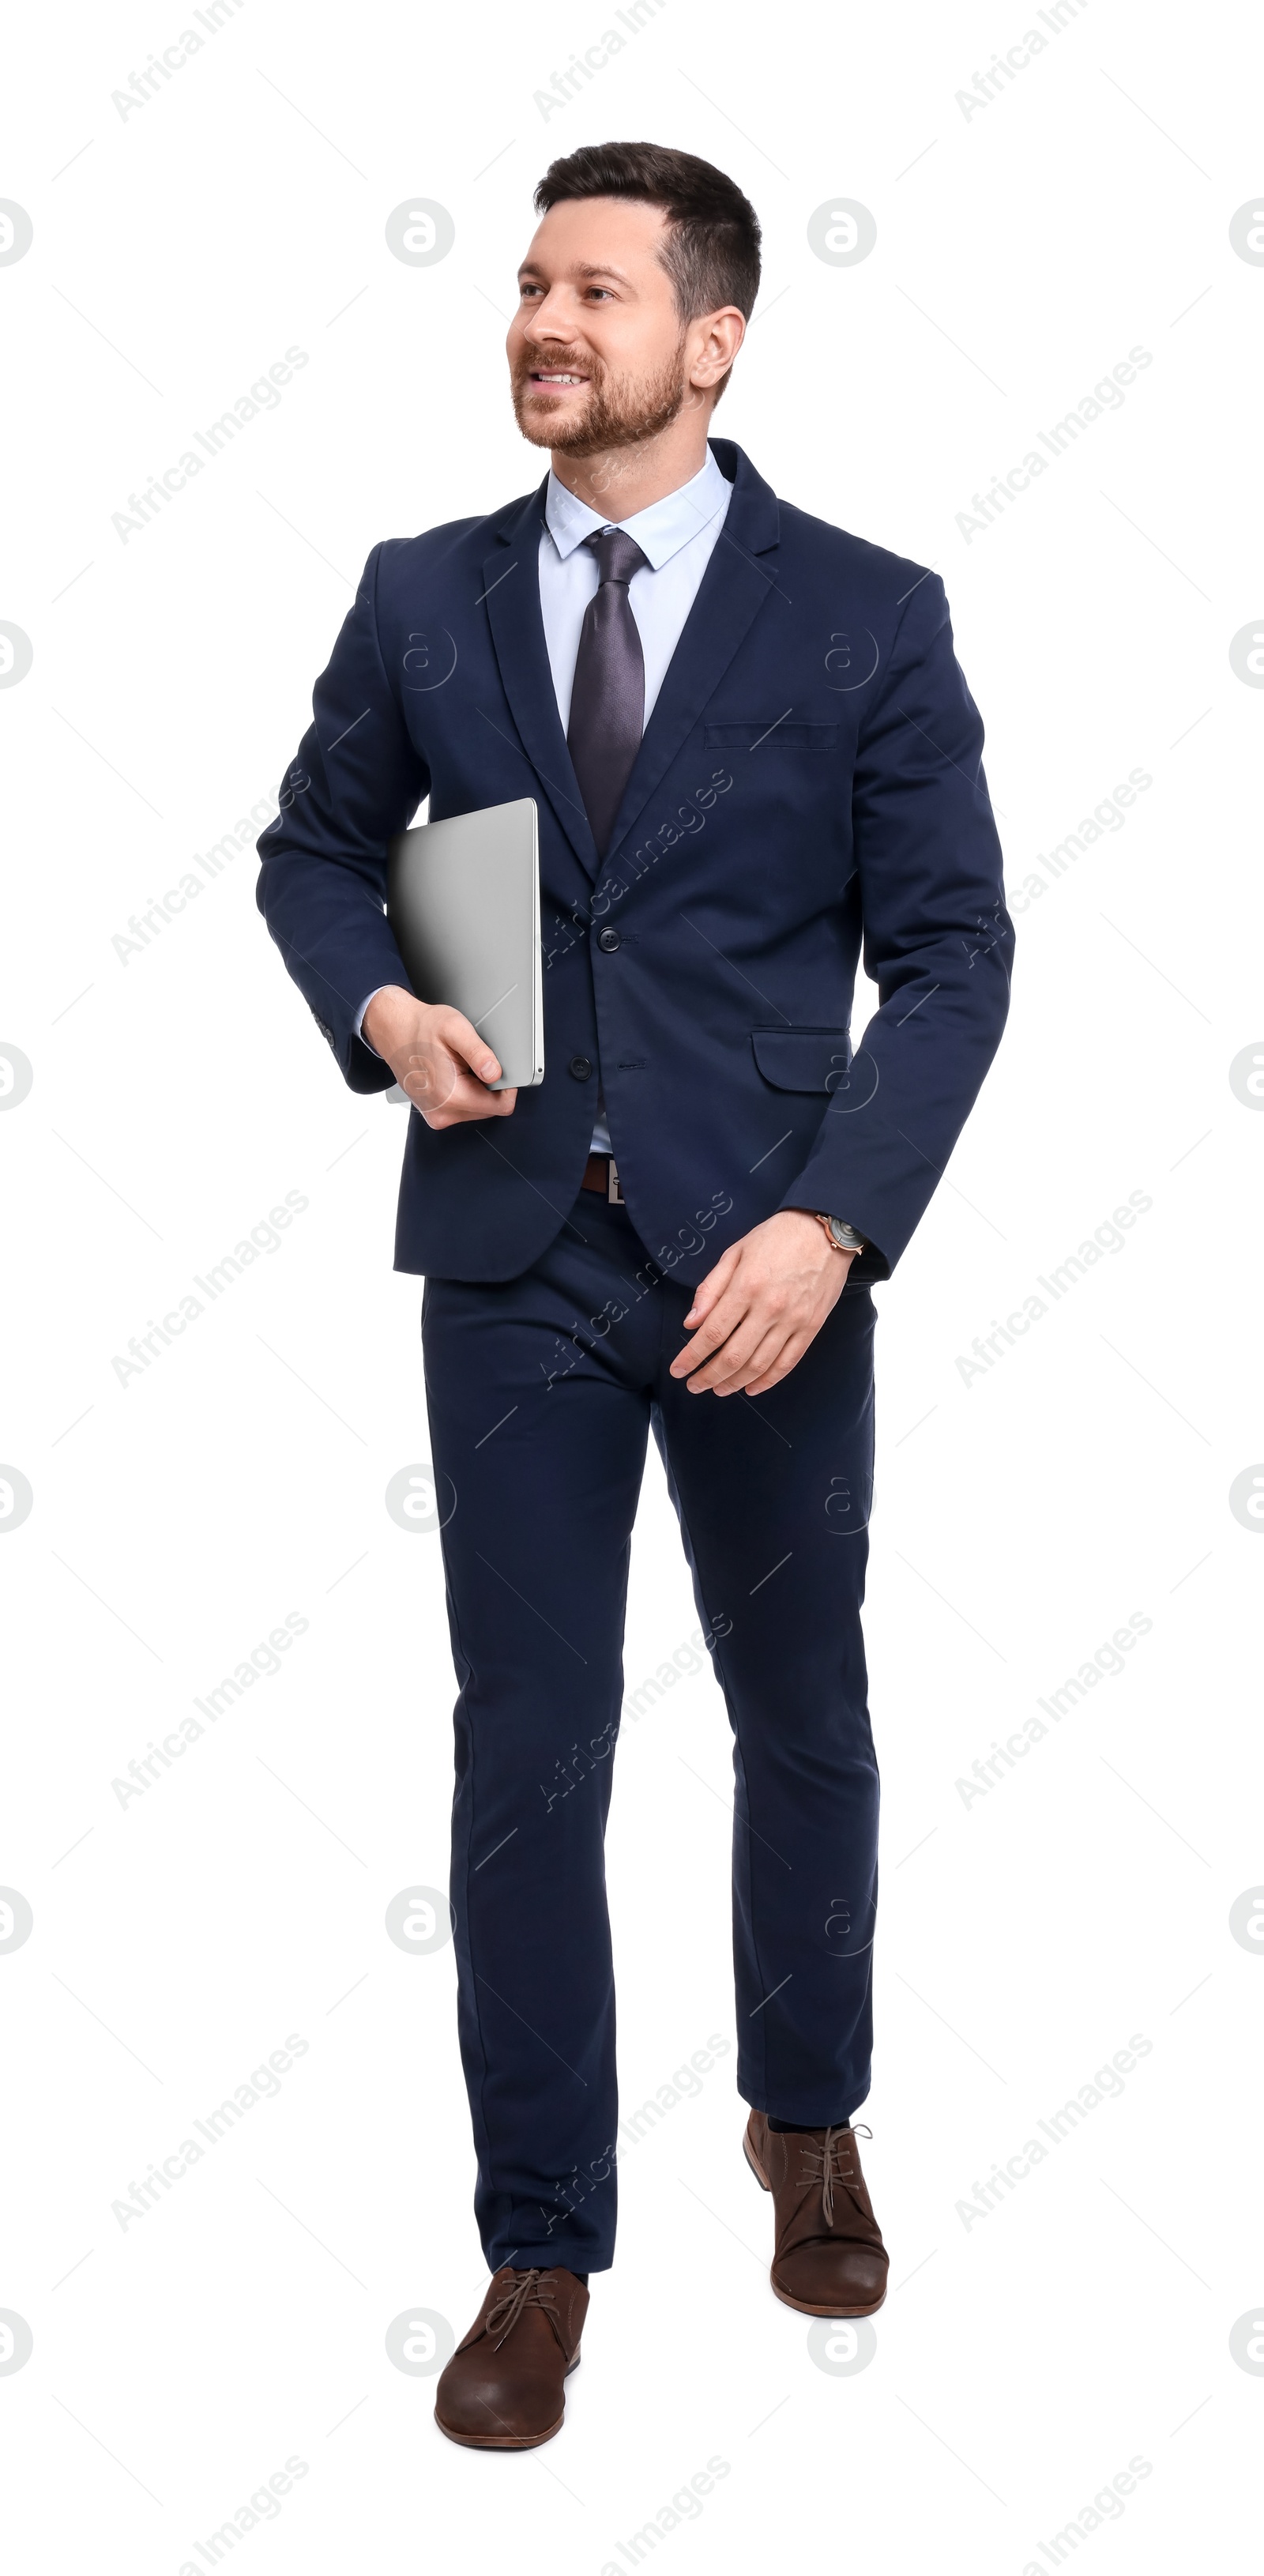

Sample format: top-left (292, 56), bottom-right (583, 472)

top-left (362, 986), bottom-right (517, 1128)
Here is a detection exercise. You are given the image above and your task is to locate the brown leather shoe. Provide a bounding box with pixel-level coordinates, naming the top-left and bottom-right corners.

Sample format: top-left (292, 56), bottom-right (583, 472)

top-left (434, 2266), bottom-right (588, 2449)
top-left (745, 2111), bottom-right (889, 2317)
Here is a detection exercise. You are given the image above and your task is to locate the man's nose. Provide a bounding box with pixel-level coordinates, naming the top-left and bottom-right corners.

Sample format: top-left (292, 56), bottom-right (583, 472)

top-left (523, 294), bottom-right (583, 341)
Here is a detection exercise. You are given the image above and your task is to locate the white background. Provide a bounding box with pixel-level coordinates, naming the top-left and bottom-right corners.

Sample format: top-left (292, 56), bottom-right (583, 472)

top-left (2, 0), bottom-right (1262, 2567)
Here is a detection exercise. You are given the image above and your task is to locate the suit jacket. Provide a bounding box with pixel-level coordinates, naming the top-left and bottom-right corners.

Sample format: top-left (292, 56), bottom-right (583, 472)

top-left (255, 436), bottom-right (1013, 1288)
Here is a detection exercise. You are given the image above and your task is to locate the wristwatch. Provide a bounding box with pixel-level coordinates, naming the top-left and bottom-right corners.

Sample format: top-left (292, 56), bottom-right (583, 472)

top-left (815, 1213), bottom-right (866, 1255)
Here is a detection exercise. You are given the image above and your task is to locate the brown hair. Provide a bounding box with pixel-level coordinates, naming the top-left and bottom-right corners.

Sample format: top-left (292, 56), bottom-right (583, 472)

top-left (532, 141), bottom-right (761, 404)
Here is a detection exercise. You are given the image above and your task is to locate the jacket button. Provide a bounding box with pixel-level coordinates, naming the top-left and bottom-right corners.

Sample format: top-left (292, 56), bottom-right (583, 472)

top-left (596, 926), bottom-right (621, 952)
top-left (569, 1054), bottom-right (592, 1081)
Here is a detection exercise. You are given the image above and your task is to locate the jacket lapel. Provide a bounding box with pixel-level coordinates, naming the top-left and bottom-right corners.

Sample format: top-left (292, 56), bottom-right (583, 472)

top-left (603, 441), bottom-right (782, 863)
top-left (481, 479), bottom-right (600, 881)
top-left (479, 442), bottom-right (781, 888)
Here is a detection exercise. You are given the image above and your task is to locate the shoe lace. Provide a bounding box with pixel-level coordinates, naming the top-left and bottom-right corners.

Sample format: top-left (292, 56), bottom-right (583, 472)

top-left (486, 2268), bottom-right (560, 2349)
top-left (796, 2122), bottom-right (872, 2228)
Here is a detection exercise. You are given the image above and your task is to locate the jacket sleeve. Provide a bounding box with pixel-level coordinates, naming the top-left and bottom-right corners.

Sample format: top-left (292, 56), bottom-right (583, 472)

top-left (778, 571), bottom-right (1013, 1279)
top-left (255, 543), bottom-right (431, 1094)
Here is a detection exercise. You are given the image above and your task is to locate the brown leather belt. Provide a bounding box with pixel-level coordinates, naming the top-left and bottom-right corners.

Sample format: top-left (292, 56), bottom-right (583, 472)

top-left (582, 1152), bottom-right (625, 1203)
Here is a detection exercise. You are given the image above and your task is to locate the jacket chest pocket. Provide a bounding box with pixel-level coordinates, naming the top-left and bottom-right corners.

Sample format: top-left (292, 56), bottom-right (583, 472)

top-left (705, 721), bottom-right (838, 750)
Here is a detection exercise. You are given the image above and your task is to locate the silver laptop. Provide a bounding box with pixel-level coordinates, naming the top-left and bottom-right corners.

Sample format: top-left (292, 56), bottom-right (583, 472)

top-left (386, 797), bottom-right (544, 1090)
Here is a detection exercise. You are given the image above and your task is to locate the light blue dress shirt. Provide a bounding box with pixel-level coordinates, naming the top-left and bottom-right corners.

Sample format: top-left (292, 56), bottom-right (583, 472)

top-left (360, 446), bottom-right (732, 1157)
top-left (538, 443), bottom-right (732, 733)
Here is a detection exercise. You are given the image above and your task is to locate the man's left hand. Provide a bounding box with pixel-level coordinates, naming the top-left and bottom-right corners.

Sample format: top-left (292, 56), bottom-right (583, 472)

top-left (668, 1210), bottom-right (855, 1397)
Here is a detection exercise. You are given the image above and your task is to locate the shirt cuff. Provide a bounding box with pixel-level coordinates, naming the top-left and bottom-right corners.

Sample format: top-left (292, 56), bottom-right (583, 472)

top-left (356, 989), bottom-right (386, 1055)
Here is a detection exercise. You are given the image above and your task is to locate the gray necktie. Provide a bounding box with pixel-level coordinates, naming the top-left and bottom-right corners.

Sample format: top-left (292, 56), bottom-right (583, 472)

top-left (566, 525), bottom-right (649, 860)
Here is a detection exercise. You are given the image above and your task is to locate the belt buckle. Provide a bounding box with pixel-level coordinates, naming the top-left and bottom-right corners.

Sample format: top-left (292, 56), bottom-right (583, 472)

top-left (607, 1157), bottom-right (624, 1206)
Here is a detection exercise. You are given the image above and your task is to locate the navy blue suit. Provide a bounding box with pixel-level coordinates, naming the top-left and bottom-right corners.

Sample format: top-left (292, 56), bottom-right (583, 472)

top-left (258, 438), bottom-right (1012, 2272)
top-left (257, 438), bottom-right (1010, 1290)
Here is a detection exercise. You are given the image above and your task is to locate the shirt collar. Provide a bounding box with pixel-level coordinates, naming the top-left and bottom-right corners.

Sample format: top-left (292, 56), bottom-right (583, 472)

top-left (544, 444), bottom-right (730, 571)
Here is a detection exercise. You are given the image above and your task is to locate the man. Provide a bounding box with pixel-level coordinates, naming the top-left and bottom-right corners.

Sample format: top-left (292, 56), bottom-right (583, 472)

top-left (257, 140), bottom-right (1012, 2450)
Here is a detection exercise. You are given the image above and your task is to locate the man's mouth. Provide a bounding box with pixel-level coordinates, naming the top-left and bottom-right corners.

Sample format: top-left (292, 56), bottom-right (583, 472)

top-left (528, 370), bottom-right (589, 388)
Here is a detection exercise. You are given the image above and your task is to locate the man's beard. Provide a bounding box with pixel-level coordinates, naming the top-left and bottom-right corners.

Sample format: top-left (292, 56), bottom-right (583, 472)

top-left (512, 337), bottom-right (691, 467)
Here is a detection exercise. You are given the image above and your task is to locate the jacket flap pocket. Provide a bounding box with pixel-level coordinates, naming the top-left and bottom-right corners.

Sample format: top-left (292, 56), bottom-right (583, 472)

top-left (750, 1026), bottom-right (852, 1092)
top-left (705, 721), bottom-right (838, 749)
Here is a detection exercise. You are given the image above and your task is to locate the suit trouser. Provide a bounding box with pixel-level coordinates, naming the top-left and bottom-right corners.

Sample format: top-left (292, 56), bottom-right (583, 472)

top-left (421, 1185), bottom-right (878, 2274)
